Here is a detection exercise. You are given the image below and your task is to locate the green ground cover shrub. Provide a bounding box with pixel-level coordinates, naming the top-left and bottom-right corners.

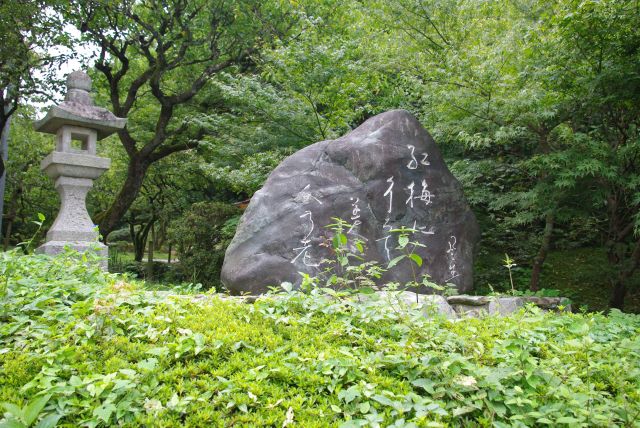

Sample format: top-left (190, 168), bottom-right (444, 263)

top-left (1, 250), bottom-right (639, 427)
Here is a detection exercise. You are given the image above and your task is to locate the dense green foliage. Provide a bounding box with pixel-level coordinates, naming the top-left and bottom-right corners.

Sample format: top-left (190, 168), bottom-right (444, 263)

top-left (1, 0), bottom-right (639, 309)
top-left (1, 110), bottom-right (58, 250)
top-left (168, 201), bottom-right (240, 289)
top-left (475, 247), bottom-right (640, 313)
top-left (0, 0), bottom-right (69, 168)
top-left (1, 252), bottom-right (640, 427)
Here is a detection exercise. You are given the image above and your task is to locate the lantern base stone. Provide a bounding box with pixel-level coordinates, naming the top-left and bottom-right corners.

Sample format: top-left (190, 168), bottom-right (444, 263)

top-left (36, 240), bottom-right (108, 270)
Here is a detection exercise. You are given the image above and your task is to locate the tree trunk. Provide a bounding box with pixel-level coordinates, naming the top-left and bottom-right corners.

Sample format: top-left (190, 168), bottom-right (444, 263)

top-left (528, 129), bottom-right (557, 292)
top-left (2, 184), bottom-right (21, 250)
top-left (133, 232), bottom-right (146, 262)
top-left (608, 238), bottom-right (640, 311)
top-left (146, 223), bottom-right (155, 280)
top-left (3, 217), bottom-right (13, 250)
top-left (99, 156), bottom-right (149, 241)
top-left (131, 220), bottom-right (154, 262)
top-left (530, 212), bottom-right (555, 291)
top-left (130, 222), bottom-right (144, 262)
top-left (609, 279), bottom-right (626, 310)
top-left (154, 218), bottom-right (166, 250)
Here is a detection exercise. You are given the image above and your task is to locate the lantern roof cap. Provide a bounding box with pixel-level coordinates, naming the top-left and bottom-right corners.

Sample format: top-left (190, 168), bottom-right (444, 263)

top-left (35, 70), bottom-right (126, 139)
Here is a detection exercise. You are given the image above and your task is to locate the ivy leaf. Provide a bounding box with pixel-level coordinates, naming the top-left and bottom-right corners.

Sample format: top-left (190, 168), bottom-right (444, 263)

top-left (568, 321), bottom-right (589, 335)
top-left (193, 333), bottom-right (206, 355)
top-left (338, 386), bottom-right (359, 404)
top-left (93, 402), bottom-right (116, 423)
top-left (119, 369), bottom-right (137, 378)
top-left (387, 255), bottom-right (405, 269)
top-left (411, 378), bottom-right (435, 394)
top-left (34, 414), bottom-right (62, 428)
top-left (372, 394), bottom-right (394, 407)
top-left (556, 416), bottom-right (581, 424)
top-left (146, 347), bottom-right (169, 357)
top-left (0, 418), bottom-right (27, 428)
top-left (137, 358), bottom-right (158, 371)
top-left (452, 406), bottom-right (475, 417)
top-left (0, 403), bottom-right (24, 422)
top-left (409, 253), bottom-right (423, 267)
top-left (22, 395), bottom-right (51, 426)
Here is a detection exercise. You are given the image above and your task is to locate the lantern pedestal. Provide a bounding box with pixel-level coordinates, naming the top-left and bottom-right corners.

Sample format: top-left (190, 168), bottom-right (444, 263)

top-left (37, 153), bottom-right (110, 267)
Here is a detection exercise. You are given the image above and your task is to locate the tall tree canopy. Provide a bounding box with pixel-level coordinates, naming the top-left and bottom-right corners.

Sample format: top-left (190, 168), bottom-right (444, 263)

top-left (64, 0), bottom-right (300, 238)
top-left (378, 0), bottom-right (640, 308)
top-left (0, 0), bottom-right (69, 176)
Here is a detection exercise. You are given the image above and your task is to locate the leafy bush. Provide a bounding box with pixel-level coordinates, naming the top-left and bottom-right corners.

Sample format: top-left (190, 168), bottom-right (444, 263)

top-left (168, 202), bottom-right (240, 290)
top-left (1, 251), bottom-right (639, 427)
top-left (116, 260), bottom-right (171, 279)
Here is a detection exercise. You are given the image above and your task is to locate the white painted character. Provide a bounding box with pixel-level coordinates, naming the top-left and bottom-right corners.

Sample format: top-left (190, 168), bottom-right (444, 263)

top-left (419, 179), bottom-right (433, 205)
top-left (383, 176), bottom-right (394, 213)
top-left (302, 251), bottom-right (321, 267)
top-left (420, 152), bottom-right (430, 166)
top-left (291, 211), bottom-right (319, 266)
top-left (375, 235), bottom-right (392, 261)
top-left (298, 184), bottom-right (323, 205)
top-left (350, 197), bottom-right (361, 219)
top-left (291, 245), bottom-right (311, 264)
top-left (348, 197), bottom-right (362, 235)
top-left (300, 211), bottom-right (314, 245)
top-left (406, 181), bottom-right (415, 208)
top-left (407, 145), bottom-right (418, 169)
top-left (446, 235), bottom-right (458, 281)
top-left (412, 220), bottom-right (435, 235)
top-left (447, 235), bottom-right (457, 253)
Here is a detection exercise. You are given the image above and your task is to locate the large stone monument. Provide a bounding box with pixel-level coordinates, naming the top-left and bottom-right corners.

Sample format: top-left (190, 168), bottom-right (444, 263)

top-left (35, 70), bottom-right (126, 267)
top-left (221, 110), bottom-right (480, 295)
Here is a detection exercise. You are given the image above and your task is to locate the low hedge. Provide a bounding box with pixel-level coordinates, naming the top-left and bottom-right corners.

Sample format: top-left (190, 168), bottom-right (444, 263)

top-left (1, 250), bottom-right (639, 427)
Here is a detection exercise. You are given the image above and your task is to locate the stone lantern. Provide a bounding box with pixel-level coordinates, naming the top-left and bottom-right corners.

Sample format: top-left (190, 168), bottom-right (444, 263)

top-left (34, 70), bottom-right (126, 268)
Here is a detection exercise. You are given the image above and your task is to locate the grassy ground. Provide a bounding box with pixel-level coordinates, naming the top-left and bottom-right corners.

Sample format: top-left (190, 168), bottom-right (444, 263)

top-left (112, 250), bottom-right (173, 263)
top-left (1, 250), bottom-right (639, 427)
top-left (474, 247), bottom-right (640, 314)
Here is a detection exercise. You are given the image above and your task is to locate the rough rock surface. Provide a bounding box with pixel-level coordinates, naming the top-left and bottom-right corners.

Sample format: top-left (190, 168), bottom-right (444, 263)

top-left (221, 110), bottom-right (480, 295)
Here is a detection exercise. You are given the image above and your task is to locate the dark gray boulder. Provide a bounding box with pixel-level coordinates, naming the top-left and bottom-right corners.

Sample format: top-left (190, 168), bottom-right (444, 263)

top-left (221, 110), bottom-right (479, 295)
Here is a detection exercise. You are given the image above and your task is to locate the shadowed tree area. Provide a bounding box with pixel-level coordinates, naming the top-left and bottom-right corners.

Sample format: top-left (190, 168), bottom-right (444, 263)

top-left (1, 0), bottom-right (639, 311)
